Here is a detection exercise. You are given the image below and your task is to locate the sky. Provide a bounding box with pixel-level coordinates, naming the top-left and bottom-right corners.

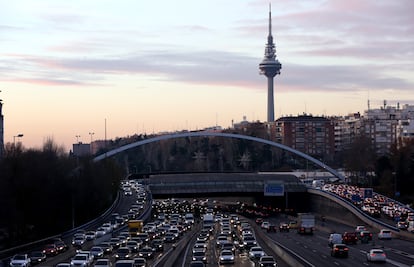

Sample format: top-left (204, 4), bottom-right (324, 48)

top-left (1, 0), bottom-right (413, 151)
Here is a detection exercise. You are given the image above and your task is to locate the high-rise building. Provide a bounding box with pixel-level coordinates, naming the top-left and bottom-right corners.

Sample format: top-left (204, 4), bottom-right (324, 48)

top-left (259, 5), bottom-right (282, 122)
top-left (275, 115), bottom-right (335, 162)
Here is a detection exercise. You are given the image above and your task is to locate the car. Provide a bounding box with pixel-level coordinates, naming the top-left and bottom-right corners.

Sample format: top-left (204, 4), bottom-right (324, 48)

top-left (100, 242), bottom-right (113, 254)
top-left (261, 221), bottom-right (270, 230)
top-left (258, 255), bottom-right (277, 267)
top-left (192, 250), bottom-right (207, 263)
top-left (219, 249), bottom-right (235, 264)
top-left (114, 260), bottom-right (134, 267)
top-left (242, 235), bottom-right (257, 248)
top-left (72, 235), bottom-right (86, 247)
top-left (359, 230), bottom-right (373, 242)
top-left (328, 233), bottom-right (342, 247)
top-left (397, 221), bottom-right (407, 230)
top-left (378, 229), bottom-right (392, 240)
top-left (331, 244), bottom-right (349, 258)
top-left (342, 232), bottom-right (358, 245)
top-left (55, 240), bottom-right (68, 252)
top-left (255, 218), bottom-right (264, 225)
top-left (110, 237), bottom-right (122, 249)
top-left (70, 254), bottom-right (89, 267)
top-left (164, 232), bottom-right (176, 243)
top-left (220, 242), bottom-right (236, 253)
top-left (76, 250), bottom-right (94, 264)
top-left (249, 246), bottom-right (266, 259)
top-left (29, 251), bottom-right (46, 264)
top-left (151, 238), bottom-right (164, 252)
top-left (90, 246), bottom-right (104, 258)
top-left (138, 246), bottom-right (154, 259)
top-left (279, 222), bottom-right (289, 232)
top-left (216, 236), bottom-right (228, 247)
top-left (189, 261), bottom-right (205, 267)
top-left (132, 257), bottom-right (146, 267)
top-left (125, 240), bottom-right (139, 252)
top-left (114, 247), bottom-right (131, 260)
top-left (85, 231), bottom-right (97, 241)
top-left (43, 243), bottom-right (58, 256)
top-left (96, 227), bottom-right (107, 237)
top-left (193, 243), bottom-right (207, 253)
top-left (288, 221), bottom-right (298, 229)
top-left (9, 254), bottom-right (31, 267)
top-left (94, 258), bottom-right (113, 267)
top-left (355, 225), bottom-right (367, 233)
top-left (366, 249), bottom-right (386, 262)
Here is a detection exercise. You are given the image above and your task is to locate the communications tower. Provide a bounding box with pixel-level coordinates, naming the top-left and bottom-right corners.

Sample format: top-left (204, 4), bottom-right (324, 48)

top-left (259, 5), bottom-right (282, 122)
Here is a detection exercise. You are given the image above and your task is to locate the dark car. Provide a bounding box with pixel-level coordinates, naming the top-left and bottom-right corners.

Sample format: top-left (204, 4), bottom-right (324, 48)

top-left (138, 246), bottom-right (154, 259)
top-left (259, 255), bottom-right (277, 267)
top-left (29, 251), bottom-right (46, 264)
top-left (342, 232), bottom-right (358, 245)
top-left (54, 240), bottom-right (68, 253)
top-left (192, 250), bottom-right (207, 263)
top-left (359, 230), bottom-right (373, 242)
top-left (331, 244), bottom-right (349, 258)
top-left (115, 247), bottom-right (131, 260)
top-left (151, 238), bottom-right (164, 252)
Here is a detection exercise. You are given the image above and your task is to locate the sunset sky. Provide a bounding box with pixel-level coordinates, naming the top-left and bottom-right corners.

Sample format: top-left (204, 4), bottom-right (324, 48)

top-left (1, 0), bottom-right (413, 151)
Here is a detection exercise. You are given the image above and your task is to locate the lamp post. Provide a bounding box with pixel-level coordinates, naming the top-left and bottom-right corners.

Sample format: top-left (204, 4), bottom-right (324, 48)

top-left (75, 135), bottom-right (81, 144)
top-left (13, 133), bottom-right (24, 146)
top-left (89, 132), bottom-right (94, 154)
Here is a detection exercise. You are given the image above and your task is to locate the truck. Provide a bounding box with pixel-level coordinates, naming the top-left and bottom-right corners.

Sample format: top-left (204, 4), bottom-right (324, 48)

top-left (128, 220), bottom-right (143, 237)
top-left (202, 213), bottom-right (215, 232)
top-left (297, 213), bottom-right (315, 234)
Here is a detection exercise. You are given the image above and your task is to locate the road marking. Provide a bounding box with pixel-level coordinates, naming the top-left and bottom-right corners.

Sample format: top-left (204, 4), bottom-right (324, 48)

top-left (386, 258), bottom-right (411, 267)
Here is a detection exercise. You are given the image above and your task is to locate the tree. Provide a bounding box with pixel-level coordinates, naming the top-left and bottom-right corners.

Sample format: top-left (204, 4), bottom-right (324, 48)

top-left (343, 135), bottom-right (376, 185)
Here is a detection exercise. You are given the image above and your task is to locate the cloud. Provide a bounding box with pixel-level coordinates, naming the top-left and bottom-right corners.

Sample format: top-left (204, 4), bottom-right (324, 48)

top-left (3, 48), bottom-right (412, 95)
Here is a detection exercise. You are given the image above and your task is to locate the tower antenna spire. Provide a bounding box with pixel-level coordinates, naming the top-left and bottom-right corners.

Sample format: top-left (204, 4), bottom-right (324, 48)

top-left (269, 3), bottom-right (272, 36)
top-left (259, 4), bottom-right (282, 122)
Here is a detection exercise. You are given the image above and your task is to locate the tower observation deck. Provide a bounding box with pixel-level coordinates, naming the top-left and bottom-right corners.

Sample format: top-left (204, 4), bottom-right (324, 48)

top-left (259, 5), bottom-right (282, 122)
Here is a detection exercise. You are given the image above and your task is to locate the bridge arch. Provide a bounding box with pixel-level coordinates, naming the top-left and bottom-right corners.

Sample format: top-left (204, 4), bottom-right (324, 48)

top-left (93, 131), bottom-right (344, 180)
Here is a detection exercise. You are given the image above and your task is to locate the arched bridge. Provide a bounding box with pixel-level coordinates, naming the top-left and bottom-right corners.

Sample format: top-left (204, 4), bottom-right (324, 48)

top-left (94, 131), bottom-right (344, 180)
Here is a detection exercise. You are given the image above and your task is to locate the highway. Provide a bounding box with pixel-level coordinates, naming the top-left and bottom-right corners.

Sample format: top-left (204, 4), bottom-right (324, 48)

top-left (258, 215), bottom-right (414, 267)
top-left (2, 183), bottom-right (414, 267)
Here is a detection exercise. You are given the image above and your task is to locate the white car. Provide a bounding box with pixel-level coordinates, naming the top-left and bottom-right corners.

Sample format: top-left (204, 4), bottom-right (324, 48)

top-left (219, 250), bottom-right (235, 264)
top-left (367, 249), bottom-right (386, 262)
top-left (70, 254), bottom-right (89, 267)
top-left (249, 246), bottom-right (266, 259)
top-left (378, 229), bottom-right (392, 240)
top-left (261, 221), bottom-right (270, 230)
top-left (355, 225), bottom-right (367, 233)
top-left (9, 254), bottom-right (31, 267)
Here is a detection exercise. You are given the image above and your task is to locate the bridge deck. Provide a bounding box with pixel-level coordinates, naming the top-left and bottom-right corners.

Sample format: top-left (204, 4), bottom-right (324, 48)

top-left (148, 173), bottom-right (307, 195)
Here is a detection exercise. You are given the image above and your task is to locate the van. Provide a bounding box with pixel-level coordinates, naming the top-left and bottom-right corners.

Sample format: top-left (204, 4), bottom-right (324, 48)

top-left (328, 233), bottom-right (343, 247)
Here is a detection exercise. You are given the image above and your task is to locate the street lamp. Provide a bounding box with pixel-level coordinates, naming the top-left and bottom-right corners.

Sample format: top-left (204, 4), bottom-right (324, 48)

top-left (75, 135), bottom-right (81, 144)
top-left (89, 132), bottom-right (95, 153)
top-left (13, 133), bottom-right (23, 146)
